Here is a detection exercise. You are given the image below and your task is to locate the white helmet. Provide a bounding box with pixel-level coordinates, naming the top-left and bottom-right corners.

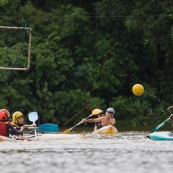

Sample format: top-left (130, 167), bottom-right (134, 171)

top-left (106, 108), bottom-right (115, 115)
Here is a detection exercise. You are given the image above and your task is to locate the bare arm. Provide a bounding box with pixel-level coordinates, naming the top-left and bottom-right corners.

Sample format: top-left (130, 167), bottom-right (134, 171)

top-left (81, 117), bottom-right (102, 123)
top-left (110, 118), bottom-right (116, 125)
top-left (24, 123), bottom-right (36, 127)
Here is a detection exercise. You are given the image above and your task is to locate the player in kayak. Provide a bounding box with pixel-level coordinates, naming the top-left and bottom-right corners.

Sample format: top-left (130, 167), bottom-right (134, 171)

top-left (81, 107), bottom-right (116, 129)
top-left (10, 111), bottom-right (36, 140)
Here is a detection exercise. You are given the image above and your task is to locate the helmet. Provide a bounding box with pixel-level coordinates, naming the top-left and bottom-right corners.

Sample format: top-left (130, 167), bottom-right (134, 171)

top-left (0, 109), bottom-right (10, 117)
top-left (106, 107), bottom-right (115, 115)
top-left (0, 109), bottom-right (10, 121)
top-left (12, 111), bottom-right (24, 124)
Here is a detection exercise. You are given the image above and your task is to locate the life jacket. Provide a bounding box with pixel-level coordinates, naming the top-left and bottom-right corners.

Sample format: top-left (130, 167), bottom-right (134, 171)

top-left (0, 122), bottom-right (8, 137)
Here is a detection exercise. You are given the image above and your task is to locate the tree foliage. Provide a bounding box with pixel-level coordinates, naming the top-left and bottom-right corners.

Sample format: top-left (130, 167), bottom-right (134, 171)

top-left (0, 0), bottom-right (173, 128)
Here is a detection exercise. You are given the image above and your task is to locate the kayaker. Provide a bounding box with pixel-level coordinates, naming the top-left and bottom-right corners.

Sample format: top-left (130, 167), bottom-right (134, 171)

top-left (0, 109), bottom-right (24, 138)
top-left (10, 111), bottom-right (36, 140)
top-left (167, 106), bottom-right (173, 123)
top-left (82, 107), bottom-right (116, 129)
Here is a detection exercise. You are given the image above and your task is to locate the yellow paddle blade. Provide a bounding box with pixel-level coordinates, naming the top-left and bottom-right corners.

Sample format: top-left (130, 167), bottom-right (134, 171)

top-left (92, 108), bottom-right (102, 116)
top-left (63, 129), bottom-right (70, 134)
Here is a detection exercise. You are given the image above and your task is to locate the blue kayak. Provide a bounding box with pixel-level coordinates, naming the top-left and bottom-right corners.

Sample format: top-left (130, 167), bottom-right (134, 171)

top-left (147, 131), bottom-right (173, 141)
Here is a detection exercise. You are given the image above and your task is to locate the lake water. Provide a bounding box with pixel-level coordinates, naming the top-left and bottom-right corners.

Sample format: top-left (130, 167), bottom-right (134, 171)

top-left (0, 131), bottom-right (173, 173)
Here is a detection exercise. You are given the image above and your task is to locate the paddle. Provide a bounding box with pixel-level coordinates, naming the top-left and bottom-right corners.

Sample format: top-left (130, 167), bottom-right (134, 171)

top-left (28, 112), bottom-right (38, 138)
top-left (28, 123), bottom-right (59, 133)
top-left (63, 108), bottom-right (102, 134)
top-left (28, 112), bottom-right (38, 124)
top-left (28, 112), bottom-right (59, 133)
top-left (151, 117), bottom-right (170, 133)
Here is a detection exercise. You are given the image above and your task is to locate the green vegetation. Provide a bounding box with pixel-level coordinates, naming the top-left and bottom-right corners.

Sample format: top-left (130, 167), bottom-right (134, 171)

top-left (0, 0), bottom-right (173, 128)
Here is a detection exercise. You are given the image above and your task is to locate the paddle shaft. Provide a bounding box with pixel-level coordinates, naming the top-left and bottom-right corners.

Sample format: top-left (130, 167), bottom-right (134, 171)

top-left (69, 114), bottom-right (92, 131)
top-left (151, 118), bottom-right (170, 133)
top-left (63, 108), bottom-right (102, 133)
top-left (28, 112), bottom-right (39, 139)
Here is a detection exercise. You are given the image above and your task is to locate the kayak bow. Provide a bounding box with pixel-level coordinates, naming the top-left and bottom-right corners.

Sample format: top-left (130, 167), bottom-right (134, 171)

top-left (0, 135), bottom-right (14, 142)
top-left (93, 125), bottom-right (118, 134)
top-left (147, 131), bottom-right (173, 141)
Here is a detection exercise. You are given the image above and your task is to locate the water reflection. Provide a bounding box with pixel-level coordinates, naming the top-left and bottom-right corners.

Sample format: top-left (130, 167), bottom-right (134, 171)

top-left (0, 132), bottom-right (173, 173)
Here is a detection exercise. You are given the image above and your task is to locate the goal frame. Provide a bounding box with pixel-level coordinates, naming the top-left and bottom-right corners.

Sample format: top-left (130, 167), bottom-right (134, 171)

top-left (0, 26), bottom-right (32, 70)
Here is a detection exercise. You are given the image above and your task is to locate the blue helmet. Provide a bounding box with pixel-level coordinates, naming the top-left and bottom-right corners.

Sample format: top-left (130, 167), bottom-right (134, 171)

top-left (106, 108), bottom-right (115, 115)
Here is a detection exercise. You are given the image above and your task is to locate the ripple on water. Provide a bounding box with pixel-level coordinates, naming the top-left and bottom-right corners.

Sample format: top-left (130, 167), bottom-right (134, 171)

top-left (0, 132), bottom-right (173, 173)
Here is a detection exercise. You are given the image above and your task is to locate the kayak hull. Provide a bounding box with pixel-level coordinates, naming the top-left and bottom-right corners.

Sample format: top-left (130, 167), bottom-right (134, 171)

top-left (36, 134), bottom-right (83, 140)
top-left (147, 132), bottom-right (173, 141)
top-left (0, 135), bottom-right (14, 142)
top-left (0, 126), bottom-right (118, 142)
top-left (0, 134), bottom-right (84, 142)
top-left (93, 125), bottom-right (118, 134)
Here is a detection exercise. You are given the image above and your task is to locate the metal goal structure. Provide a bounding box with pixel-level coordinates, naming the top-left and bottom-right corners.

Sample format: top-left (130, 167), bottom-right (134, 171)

top-left (0, 26), bottom-right (32, 70)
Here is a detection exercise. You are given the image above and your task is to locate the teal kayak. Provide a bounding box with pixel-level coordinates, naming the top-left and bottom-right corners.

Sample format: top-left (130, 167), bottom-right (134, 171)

top-left (147, 132), bottom-right (173, 141)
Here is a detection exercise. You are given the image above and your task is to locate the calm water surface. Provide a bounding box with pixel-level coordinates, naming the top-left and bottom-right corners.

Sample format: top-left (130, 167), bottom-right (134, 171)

top-left (0, 131), bottom-right (173, 173)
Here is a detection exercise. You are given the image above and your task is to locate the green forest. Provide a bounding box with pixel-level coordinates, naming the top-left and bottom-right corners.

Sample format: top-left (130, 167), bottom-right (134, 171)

top-left (0, 0), bottom-right (173, 130)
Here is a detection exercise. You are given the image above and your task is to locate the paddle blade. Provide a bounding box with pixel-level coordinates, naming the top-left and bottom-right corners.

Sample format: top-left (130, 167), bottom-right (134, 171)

top-left (92, 109), bottom-right (102, 116)
top-left (37, 123), bottom-right (59, 133)
top-left (28, 112), bottom-right (38, 124)
top-left (151, 127), bottom-right (159, 133)
top-left (63, 129), bottom-right (70, 134)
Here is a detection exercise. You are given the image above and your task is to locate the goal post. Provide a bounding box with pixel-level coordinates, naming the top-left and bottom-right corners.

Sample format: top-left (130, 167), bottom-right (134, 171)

top-left (0, 26), bottom-right (32, 70)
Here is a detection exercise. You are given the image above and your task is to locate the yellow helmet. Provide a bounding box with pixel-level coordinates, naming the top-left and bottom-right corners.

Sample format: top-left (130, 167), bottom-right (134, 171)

top-left (12, 111), bottom-right (24, 124)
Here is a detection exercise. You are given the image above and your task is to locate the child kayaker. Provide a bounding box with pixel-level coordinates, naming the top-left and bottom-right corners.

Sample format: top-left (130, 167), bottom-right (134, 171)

top-left (10, 111), bottom-right (36, 140)
top-left (82, 107), bottom-right (116, 129)
top-left (11, 111), bottom-right (36, 129)
top-left (0, 109), bottom-right (24, 138)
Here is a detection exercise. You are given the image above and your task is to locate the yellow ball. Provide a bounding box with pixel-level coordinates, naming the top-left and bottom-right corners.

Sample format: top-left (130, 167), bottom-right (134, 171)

top-left (132, 84), bottom-right (144, 96)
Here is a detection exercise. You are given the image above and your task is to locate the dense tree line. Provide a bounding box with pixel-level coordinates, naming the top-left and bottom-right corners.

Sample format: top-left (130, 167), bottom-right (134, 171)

top-left (0, 0), bottom-right (173, 129)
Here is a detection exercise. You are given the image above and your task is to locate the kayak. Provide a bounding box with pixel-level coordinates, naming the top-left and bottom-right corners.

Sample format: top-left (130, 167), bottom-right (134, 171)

top-left (0, 126), bottom-right (118, 142)
top-left (31, 127), bottom-right (118, 140)
top-left (0, 135), bottom-right (14, 142)
top-left (93, 125), bottom-right (118, 134)
top-left (0, 134), bottom-right (84, 142)
top-left (147, 131), bottom-right (173, 141)
top-left (35, 134), bottom-right (83, 140)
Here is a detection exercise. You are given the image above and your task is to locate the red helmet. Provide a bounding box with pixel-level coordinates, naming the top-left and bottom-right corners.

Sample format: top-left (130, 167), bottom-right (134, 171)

top-left (0, 109), bottom-right (10, 121)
